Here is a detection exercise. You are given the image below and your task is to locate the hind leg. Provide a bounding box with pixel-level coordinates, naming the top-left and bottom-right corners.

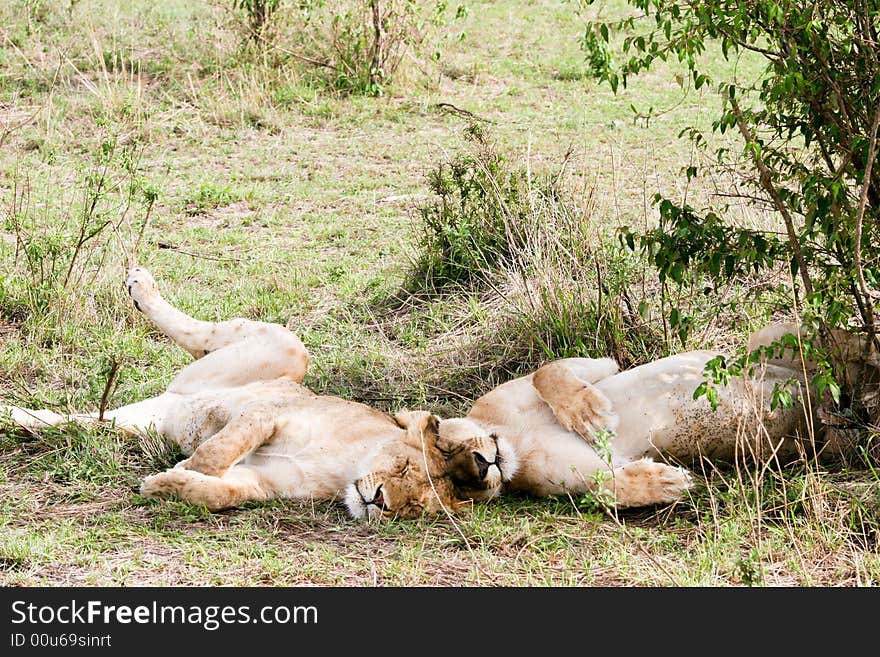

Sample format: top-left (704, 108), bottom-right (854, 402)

top-left (605, 459), bottom-right (693, 508)
top-left (163, 336), bottom-right (309, 394)
top-left (514, 424), bottom-right (692, 508)
top-left (176, 405), bottom-right (276, 477)
top-left (125, 267), bottom-right (308, 379)
top-left (125, 266), bottom-right (309, 390)
top-left (2, 394), bottom-right (173, 435)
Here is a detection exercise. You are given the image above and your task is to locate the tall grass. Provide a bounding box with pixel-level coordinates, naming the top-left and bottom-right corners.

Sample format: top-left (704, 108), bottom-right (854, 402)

top-left (402, 124), bottom-right (672, 400)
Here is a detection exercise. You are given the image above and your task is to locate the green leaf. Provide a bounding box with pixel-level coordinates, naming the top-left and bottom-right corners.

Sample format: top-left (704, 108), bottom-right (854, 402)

top-left (706, 386), bottom-right (719, 411)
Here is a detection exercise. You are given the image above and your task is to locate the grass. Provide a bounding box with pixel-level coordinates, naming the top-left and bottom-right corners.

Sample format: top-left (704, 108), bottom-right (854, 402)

top-left (1, 0), bottom-right (878, 587)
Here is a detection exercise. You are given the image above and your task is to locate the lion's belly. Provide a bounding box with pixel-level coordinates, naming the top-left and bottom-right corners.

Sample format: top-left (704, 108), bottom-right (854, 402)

top-left (157, 380), bottom-right (311, 454)
top-left (158, 393), bottom-right (232, 455)
top-left (240, 412), bottom-right (378, 499)
top-left (478, 350), bottom-right (809, 474)
top-left (596, 352), bottom-right (808, 462)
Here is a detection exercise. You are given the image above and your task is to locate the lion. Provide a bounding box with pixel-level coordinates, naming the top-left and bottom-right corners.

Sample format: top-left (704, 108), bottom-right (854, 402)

top-left (434, 327), bottom-right (879, 508)
top-left (1, 267), bottom-right (464, 520)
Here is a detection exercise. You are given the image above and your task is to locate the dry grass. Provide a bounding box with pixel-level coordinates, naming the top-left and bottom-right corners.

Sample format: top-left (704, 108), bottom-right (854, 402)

top-left (0, 0), bottom-right (878, 587)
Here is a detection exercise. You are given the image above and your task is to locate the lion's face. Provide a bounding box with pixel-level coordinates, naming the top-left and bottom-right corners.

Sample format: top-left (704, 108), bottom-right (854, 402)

top-left (436, 418), bottom-right (518, 502)
top-left (344, 412), bottom-right (464, 520)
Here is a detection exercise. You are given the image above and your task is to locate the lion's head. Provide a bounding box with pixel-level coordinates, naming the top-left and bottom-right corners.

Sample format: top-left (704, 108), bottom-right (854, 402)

top-left (435, 418), bottom-right (518, 502)
top-left (344, 411), bottom-right (466, 520)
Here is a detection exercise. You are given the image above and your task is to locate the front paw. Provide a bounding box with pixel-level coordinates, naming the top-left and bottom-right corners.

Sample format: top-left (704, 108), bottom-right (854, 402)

top-left (140, 469), bottom-right (188, 500)
top-left (553, 386), bottom-right (617, 441)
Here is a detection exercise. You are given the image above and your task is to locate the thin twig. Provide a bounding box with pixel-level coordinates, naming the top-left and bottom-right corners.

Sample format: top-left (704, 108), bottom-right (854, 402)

top-left (129, 193), bottom-right (155, 269)
top-left (98, 360), bottom-right (120, 422)
top-left (435, 102), bottom-right (493, 123)
top-left (155, 242), bottom-right (288, 266)
top-left (250, 30), bottom-right (339, 71)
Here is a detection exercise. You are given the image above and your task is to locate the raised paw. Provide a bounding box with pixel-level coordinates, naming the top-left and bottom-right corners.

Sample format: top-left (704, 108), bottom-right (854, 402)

top-left (125, 266), bottom-right (159, 313)
top-left (552, 385), bottom-right (618, 442)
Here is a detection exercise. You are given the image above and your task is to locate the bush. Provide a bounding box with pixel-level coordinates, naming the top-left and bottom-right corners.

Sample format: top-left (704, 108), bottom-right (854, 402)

top-left (407, 125), bottom-right (669, 394)
top-left (581, 0), bottom-right (880, 443)
top-left (239, 0), bottom-right (464, 96)
top-left (411, 123), bottom-right (534, 286)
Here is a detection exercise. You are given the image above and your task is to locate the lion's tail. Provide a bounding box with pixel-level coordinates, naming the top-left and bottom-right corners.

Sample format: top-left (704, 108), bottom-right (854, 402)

top-left (605, 458), bottom-right (693, 508)
top-left (1, 405), bottom-right (67, 430)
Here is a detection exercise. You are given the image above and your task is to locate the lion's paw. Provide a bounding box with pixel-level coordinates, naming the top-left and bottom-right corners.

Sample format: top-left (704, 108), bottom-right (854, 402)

top-left (139, 468), bottom-right (234, 511)
top-left (553, 385), bottom-right (617, 442)
top-left (140, 468), bottom-right (192, 500)
top-left (125, 266), bottom-right (159, 313)
top-left (612, 459), bottom-right (694, 508)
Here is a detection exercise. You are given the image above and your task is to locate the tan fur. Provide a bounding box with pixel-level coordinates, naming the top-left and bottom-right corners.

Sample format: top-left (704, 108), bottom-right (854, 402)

top-left (748, 321), bottom-right (880, 456)
top-left (436, 336), bottom-right (872, 508)
top-left (435, 418), bottom-right (517, 502)
top-left (532, 361), bottom-right (618, 441)
top-left (2, 268), bottom-right (461, 519)
top-left (748, 321), bottom-right (880, 376)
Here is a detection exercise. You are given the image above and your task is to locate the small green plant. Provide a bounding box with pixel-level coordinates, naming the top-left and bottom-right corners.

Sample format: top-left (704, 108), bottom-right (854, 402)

top-left (412, 123), bottom-right (537, 286)
top-left (734, 547), bottom-right (764, 586)
top-left (577, 429), bottom-right (618, 512)
top-left (182, 182), bottom-right (239, 216)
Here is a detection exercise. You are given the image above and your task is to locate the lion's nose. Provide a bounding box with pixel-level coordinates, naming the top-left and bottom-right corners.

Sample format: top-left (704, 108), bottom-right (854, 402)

top-left (474, 451), bottom-right (498, 479)
top-left (371, 486), bottom-right (386, 510)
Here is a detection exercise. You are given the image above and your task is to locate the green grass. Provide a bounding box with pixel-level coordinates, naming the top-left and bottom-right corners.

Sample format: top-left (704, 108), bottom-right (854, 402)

top-left (1, 0), bottom-right (878, 587)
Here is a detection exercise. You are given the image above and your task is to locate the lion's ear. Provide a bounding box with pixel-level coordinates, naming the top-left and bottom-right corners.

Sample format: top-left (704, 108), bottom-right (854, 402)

top-left (393, 409), bottom-right (413, 429)
top-left (395, 410), bottom-right (441, 448)
top-left (434, 433), bottom-right (461, 456)
top-left (394, 410), bottom-right (439, 435)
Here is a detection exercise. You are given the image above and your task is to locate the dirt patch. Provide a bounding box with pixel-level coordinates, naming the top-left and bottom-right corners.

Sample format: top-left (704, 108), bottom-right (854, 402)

top-left (187, 200), bottom-right (254, 228)
top-left (0, 319), bottom-right (19, 339)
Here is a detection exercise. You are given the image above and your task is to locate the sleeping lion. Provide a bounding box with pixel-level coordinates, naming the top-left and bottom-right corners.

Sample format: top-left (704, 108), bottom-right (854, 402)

top-left (2, 267), bottom-right (465, 520)
top-left (6, 266), bottom-right (875, 518)
top-left (434, 326), bottom-right (879, 508)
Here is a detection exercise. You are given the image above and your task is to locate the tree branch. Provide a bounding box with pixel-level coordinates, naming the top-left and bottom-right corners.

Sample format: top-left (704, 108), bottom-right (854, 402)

top-left (98, 360), bottom-right (120, 422)
top-left (853, 99), bottom-right (880, 351)
top-left (729, 97), bottom-right (814, 297)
